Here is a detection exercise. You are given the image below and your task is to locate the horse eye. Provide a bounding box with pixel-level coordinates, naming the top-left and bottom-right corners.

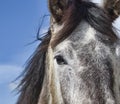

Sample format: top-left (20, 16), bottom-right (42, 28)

top-left (54, 55), bottom-right (67, 65)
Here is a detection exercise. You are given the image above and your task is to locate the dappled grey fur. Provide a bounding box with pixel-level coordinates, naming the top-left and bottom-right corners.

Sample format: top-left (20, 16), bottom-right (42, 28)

top-left (53, 21), bottom-right (119, 104)
top-left (17, 0), bottom-right (120, 104)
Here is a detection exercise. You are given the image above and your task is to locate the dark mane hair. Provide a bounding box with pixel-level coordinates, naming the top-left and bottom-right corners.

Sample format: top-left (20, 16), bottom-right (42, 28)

top-left (17, 30), bottom-right (51, 104)
top-left (17, 1), bottom-right (118, 104)
top-left (51, 1), bottom-right (117, 48)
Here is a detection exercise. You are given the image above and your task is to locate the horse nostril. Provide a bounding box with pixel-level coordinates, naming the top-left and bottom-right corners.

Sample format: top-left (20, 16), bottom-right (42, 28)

top-left (54, 55), bottom-right (68, 65)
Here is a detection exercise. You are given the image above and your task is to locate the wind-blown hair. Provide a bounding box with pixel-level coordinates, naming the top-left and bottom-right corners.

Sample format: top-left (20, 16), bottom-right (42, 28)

top-left (17, 1), bottom-right (118, 104)
top-left (17, 30), bottom-right (51, 104)
top-left (50, 1), bottom-right (117, 47)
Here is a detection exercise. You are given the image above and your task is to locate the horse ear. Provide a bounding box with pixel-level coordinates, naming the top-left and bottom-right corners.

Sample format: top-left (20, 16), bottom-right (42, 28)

top-left (102, 0), bottom-right (120, 21)
top-left (48, 0), bottom-right (70, 22)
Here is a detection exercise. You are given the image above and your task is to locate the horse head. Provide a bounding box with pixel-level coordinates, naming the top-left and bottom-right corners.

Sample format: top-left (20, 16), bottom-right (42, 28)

top-left (17, 0), bottom-right (120, 104)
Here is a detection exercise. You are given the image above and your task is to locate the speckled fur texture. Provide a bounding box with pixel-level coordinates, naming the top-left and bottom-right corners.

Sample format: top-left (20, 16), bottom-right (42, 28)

top-left (52, 21), bottom-right (120, 104)
top-left (17, 0), bottom-right (120, 104)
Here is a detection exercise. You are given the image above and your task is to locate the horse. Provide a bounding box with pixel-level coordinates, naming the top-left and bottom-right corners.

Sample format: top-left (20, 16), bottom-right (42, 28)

top-left (16, 0), bottom-right (120, 104)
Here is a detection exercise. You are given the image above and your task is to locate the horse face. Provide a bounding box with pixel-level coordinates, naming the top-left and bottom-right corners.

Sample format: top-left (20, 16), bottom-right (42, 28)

top-left (49, 0), bottom-right (120, 103)
top-left (53, 21), bottom-right (115, 103)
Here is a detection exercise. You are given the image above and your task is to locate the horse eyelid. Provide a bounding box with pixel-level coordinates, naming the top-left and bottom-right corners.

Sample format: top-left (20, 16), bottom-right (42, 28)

top-left (54, 55), bottom-right (68, 65)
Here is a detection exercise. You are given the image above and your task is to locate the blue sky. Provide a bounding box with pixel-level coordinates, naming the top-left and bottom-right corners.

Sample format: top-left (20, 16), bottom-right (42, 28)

top-left (0, 0), bottom-right (49, 104)
top-left (0, 0), bottom-right (120, 104)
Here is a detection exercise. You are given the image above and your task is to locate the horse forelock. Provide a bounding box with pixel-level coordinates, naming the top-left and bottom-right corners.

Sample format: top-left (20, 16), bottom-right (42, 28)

top-left (17, 1), bottom-right (119, 104)
top-left (50, 1), bottom-right (118, 48)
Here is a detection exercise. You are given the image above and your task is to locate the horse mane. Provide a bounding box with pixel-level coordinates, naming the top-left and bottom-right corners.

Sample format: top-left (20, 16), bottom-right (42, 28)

top-left (16, 30), bottom-right (51, 104)
top-left (51, 1), bottom-right (118, 48)
top-left (17, 1), bottom-right (118, 104)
